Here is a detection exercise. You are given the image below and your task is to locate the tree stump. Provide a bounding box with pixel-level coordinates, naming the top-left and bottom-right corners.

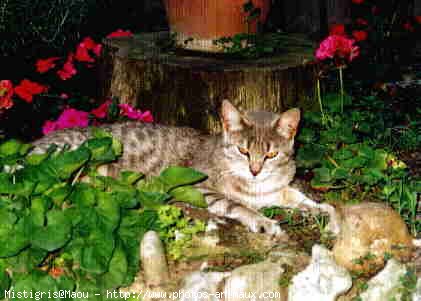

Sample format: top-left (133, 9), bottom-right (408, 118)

top-left (100, 32), bottom-right (317, 133)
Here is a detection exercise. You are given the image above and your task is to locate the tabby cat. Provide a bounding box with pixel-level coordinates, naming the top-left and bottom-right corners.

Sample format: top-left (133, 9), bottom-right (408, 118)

top-left (32, 100), bottom-right (339, 237)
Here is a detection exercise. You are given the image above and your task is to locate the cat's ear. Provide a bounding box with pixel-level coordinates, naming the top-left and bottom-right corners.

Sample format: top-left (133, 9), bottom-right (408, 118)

top-left (221, 100), bottom-right (250, 132)
top-left (276, 108), bottom-right (301, 139)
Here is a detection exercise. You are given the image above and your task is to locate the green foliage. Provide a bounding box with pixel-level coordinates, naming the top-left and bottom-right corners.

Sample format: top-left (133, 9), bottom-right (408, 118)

top-left (296, 93), bottom-right (420, 235)
top-left (0, 133), bottom-right (207, 294)
top-left (157, 205), bottom-right (206, 260)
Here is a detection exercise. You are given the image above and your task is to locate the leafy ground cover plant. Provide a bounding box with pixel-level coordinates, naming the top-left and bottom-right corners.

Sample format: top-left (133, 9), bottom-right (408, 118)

top-left (295, 93), bottom-right (420, 235)
top-left (0, 131), bottom-right (207, 297)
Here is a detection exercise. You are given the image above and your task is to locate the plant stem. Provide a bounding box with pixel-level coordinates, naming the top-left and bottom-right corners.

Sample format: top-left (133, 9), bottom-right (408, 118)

top-left (316, 78), bottom-right (326, 123)
top-left (339, 66), bottom-right (344, 114)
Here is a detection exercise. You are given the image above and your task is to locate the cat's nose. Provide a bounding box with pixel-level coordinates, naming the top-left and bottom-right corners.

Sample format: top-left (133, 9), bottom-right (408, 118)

top-left (249, 162), bottom-right (262, 176)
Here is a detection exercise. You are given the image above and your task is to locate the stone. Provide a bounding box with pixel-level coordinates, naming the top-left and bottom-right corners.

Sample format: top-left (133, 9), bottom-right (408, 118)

top-left (359, 259), bottom-right (407, 301)
top-left (224, 259), bottom-right (286, 301)
top-left (141, 230), bottom-right (170, 287)
top-left (333, 202), bottom-right (414, 274)
top-left (288, 244), bottom-right (352, 301)
top-left (179, 265), bottom-right (231, 301)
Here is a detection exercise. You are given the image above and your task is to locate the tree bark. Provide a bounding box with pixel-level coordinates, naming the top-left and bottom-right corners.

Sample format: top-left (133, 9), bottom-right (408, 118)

top-left (100, 32), bottom-right (317, 134)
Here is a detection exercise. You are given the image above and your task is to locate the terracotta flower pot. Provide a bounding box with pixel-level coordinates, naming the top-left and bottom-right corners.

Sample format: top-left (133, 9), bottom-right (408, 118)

top-left (163, 0), bottom-right (271, 52)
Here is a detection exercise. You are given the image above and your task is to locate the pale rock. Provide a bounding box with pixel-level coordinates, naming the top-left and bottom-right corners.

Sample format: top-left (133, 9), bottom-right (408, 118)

top-left (224, 259), bottom-right (285, 301)
top-left (288, 244), bottom-right (352, 301)
top-left (359, 259), bottom-right (407, 301)
top-left (141, 230), bottom-right (170, 287)
top-left (179, 265), bottom-right (230, 301)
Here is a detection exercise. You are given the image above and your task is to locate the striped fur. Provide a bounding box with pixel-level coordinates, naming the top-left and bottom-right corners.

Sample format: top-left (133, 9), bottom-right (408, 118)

top-left (32, 100), bottom-right (340, 236)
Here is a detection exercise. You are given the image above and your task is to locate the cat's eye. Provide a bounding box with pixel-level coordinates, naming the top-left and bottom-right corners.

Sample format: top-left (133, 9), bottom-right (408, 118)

top-left (265, 151), bottom-right (279, 159)
top-left (237, 147), bottom-right (249, 156)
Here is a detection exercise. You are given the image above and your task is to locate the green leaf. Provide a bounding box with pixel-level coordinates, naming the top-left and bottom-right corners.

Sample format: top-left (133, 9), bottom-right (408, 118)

top-left (331, 167), bottom-right (349, 180)
top-left (81, 137), bottom-right (118, 164)
top-left (13, 271), bottom-right (59, 301)
top-left (313, 167), bottom-right (332, 183)
top-left (0, 217), bottom-right (29, 257)
top-left (96, 191), bottom-right (121, 232)
top-left (0, 139), bottom-right (25, 157)
top-left (169, 186), bottom-right (207, 208)
top-left (119, 170), bottom-right (144, 185)
top-left (0, 269), bottom-right (10, 298)
top-left (297, 128), bottom-right (316, 143)
top-left (31, 210), bottom-right (72, 252)
top-left (137, 177), bottom-right (168, 193)
top-left (99, 240), bottom-right (128, 289)
top-left (296, 144), bottom-right (326, 169)
top-left (48, 147), bottom-right (91, 180)
top-left (159, 166), bottom-right (207, 190)
top-left (69, 183), bottom-right (97, 207)
top-left (80, 230), bottom-right (115, 274)
top-left (138, 191), bottom-right (171, 210)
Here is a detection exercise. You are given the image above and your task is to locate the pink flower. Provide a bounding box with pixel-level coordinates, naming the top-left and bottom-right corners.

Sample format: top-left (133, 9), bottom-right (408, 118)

top-left (57, 53), bottom-right (77, 80)
top-left (42, 120), bottom-right (59, 135)
top-left (139, 110), bottom-right (154, 123)
top-left (60, 93), bottom-right (69, 99)
top-left (91, 100), bottom-right (112, 119)
top-left (56, 108), bottom-right (89, 129)
top-left (315, 35), bottom-right (360, 62)
top-left (35, 57), bottom-right (61, 73)
top-left (107, 29), bottom-right (133, 39)
top-left (118, 103), bottom-right (153, 122)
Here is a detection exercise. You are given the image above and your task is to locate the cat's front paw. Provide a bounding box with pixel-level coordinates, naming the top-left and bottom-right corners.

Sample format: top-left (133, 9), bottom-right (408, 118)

top-left (248, 216), bottom-right (287, 238)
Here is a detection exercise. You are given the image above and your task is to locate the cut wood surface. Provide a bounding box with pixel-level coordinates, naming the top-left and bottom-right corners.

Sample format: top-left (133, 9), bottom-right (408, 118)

top-left (100, 32), bottom-right (317, 133)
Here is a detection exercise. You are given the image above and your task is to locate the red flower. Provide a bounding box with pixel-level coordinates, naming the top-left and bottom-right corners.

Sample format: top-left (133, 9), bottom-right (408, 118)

top-left (415, 16), bottom-right (421, 24)
top-left (329, 24), bottom-right (345, 36)
top-left (352, 0), bottom-right (364, 4)
top-left (403, 22), bottom-right (414, 32)
top-left (81, 37), bottom-right (96, 50)
top-left (356, 18), bottom-right (368, 26)
top-left (91, 100), bottom-right (112, 119)
top-left (107, 29), bottom-right (133, 39)
top-left (352, 30), bottom-right (368, 41)
top-left (315, 35), bottom-right (360, 62)
top-left (0, 80), bottom-right (14, 109)
top-left (35, 57), bottom-right (60, 73)
top-left (14, 79), bottom-right (48, 103)
top-left (92, 44), bottom-right (102, 57)
top-left (75, 44), bottom-right (94, 63)
top-left (57, 53), bottom-right (77, 80)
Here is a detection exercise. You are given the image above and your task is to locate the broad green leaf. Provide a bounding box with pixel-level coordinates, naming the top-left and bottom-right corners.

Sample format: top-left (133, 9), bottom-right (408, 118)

top-left (138, 191), bottom-right (171, 210)
top-left (30, 196), bottom-right (51, 227)
top-left (297, 128), bottom-right (316, 143)
top-left (296, 144), bottom-right (326, 169)
top-left (169, 186), bottom-right (207, 208)
top-left (31, 210), bottom-right (72, 252)
top-left (331, 167), bottom-right (349, 180)
top-left (313, 167), bottom-right (332, 183)
top-left (0, 139), bottom-right (24, 157)
top-left (137, 176), bottom-right (169, 193)
top-left (0, 269), bottom-right (10, 298)
top-left (99, 241), bottom-right (128, 289)
top-left (69, 183), bottom-right (97, 207)
top-left (119, 170), bottom-right (144, 185)
top-left (112, 190), bottom-right (139, 209)
top-left (159, 166), bottom-right (207, 190)
top-left (80, 230), bottom-right (115, 274)
top-left (96, 191), bottom-right (121, 232)
top-left (81, 137), bottom-right (118, 164)
top-left (44, 183), bottom-right (72, 207)
top-left (0, 217), bottom-right (29, 257)
top-left (13, 271), bottom-right (59, 301)
top-left (48, 147), bottom-right (91, 180)
top-left (342, 156), bottom-right (367, 169)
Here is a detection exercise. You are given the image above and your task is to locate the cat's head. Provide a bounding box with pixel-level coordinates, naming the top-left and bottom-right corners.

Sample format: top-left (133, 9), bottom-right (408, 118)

top-left (220, 100), bottom-right (300, 178)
